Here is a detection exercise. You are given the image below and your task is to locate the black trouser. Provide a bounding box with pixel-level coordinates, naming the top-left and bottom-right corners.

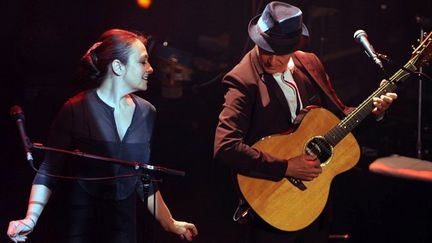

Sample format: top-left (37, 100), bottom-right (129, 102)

top-left (49, 183), bottom-right (137, 243)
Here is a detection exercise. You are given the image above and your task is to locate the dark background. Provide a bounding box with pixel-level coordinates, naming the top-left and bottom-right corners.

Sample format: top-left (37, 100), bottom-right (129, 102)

top-left (2, 0), bottom-right (432, 242)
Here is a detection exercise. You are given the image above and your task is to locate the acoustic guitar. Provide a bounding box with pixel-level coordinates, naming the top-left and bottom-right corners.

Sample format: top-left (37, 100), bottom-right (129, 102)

top-left (237, 32), bottom-right (432, 232)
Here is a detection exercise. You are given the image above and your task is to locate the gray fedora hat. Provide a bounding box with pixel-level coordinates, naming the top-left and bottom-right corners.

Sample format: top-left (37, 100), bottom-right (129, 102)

top-left (248, 1), bottom-right (309, 54)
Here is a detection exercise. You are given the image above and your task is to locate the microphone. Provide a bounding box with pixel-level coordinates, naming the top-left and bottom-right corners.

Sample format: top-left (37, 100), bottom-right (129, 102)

top-left (353, 30), bottom-right (384, 70)
top-left (10, 105), bottom-right (34, 162)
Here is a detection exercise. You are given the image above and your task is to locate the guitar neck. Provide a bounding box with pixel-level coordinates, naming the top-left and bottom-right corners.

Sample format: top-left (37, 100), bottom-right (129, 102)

top-left (324, 61), bottom-right (418, 147)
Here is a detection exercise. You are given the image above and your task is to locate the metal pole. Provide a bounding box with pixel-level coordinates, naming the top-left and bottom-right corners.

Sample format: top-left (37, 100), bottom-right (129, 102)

top-left (416, 27), bottom-right (424, 159)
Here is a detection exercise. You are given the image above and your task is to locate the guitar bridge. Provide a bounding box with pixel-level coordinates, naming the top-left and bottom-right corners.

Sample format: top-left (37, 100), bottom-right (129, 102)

top-left (288, 177), bottom-right (306, 191)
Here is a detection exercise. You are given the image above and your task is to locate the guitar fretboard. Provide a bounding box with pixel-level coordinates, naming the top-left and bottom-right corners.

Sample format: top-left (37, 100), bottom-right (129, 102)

top-left (324, 61), bottom-right (418, 147)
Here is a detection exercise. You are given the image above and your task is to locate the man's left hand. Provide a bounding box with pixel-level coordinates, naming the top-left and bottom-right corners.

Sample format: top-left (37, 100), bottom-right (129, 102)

top-left (372, 80), bottom-right (398, 117)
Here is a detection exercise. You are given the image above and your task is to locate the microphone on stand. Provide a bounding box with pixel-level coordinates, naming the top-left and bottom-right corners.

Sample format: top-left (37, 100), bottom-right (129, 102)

top-left (353, 29), bottom-right (384, 70)
top-left (10, 105), bottom-right (34, 162)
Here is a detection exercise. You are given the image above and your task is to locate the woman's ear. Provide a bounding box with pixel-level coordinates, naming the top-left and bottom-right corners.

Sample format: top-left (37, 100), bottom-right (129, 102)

top-left (111, 59), bottom-right (124, 76)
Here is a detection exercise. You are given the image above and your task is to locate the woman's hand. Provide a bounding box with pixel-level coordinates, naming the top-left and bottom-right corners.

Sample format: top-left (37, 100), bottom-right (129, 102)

top-left (7, 218), bottom-right (35, 242)
top-left (169, 220), bottom-right (198, 241)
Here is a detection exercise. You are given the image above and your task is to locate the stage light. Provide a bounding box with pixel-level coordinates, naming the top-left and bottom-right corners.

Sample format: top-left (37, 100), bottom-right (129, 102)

top-left (137, 0), bottom-right (152, 9)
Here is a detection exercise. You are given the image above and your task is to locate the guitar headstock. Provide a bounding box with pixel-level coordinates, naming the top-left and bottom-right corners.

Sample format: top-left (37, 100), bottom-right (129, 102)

top-left (411, 32), bottom-right (432, 69)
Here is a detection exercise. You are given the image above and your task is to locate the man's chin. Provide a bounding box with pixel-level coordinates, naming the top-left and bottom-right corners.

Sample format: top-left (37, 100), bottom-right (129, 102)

top-left (263, 66), bottom-right (286, 74)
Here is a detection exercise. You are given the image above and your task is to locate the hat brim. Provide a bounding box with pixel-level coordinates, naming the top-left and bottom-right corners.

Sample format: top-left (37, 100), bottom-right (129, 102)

top-left (248, 14), bottom-right (309, 54)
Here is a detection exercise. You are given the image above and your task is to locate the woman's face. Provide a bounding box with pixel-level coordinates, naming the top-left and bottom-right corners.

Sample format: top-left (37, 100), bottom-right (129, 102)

top-left (257, 47), bottom-right (291, 74)
top-left (122, 40), bottom-right (153, 91)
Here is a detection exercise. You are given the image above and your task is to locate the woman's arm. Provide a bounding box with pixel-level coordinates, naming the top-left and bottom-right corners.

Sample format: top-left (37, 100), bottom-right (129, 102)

top-left (147, 191), bottom-right (198, 241)
top-left (7, 184), bottom-right (52, 242)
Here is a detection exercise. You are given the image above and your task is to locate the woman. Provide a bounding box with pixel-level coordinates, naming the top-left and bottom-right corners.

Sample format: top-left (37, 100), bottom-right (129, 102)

top-left (7, 28), bottom-right (198, 243)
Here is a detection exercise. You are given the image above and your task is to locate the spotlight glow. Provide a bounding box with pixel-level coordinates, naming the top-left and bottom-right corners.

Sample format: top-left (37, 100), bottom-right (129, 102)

top-left (137, 0), bottom-right (152, 9)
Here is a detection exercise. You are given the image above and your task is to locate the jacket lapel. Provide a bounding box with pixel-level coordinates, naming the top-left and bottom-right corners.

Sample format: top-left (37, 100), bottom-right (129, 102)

top-left (293, 52), bottom-right (325, 93)
top-left (251, 48), bottom-right (292, 115)
top-left (294, 51), bottom-right (346, 114)
top-left (264, 73), bottom-right (291, 112)
top-left (291, 56), bottom-right (311, 106)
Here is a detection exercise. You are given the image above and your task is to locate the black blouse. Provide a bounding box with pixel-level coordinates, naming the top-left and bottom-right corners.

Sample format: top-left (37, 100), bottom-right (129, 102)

top-left (33, 89), bottom-right (156, 200)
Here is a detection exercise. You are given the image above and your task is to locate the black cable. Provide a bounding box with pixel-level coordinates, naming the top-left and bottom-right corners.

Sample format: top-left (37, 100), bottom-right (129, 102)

top-left (377, 53), bottom-right (432, 83)
top-left (152, 184), bottom-right (156, 243)
top-left (398, 67), bottom-right (432, 83)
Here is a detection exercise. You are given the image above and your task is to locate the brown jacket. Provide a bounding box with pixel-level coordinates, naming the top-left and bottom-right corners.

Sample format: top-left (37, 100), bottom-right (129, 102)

top-left (214, 47), bottom-right (350, 181)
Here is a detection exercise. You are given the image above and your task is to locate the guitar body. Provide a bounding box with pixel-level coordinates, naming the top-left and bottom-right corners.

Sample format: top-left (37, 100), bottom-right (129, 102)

top-left (237, 108), bottom-right (360, 231)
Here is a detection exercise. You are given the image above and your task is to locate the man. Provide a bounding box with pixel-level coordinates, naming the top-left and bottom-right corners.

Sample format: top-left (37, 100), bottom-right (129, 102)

top-left (213, 1), bottom-right (396, 242)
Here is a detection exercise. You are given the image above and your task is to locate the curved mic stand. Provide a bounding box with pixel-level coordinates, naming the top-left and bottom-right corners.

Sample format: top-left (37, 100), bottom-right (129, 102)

top-left (30, 142), bottom-right (185, 243)
top-left (31, 142), bottom-right (186, 177)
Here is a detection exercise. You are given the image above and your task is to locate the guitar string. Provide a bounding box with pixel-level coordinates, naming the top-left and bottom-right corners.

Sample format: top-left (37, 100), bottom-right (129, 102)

top-left (327, 61), bottom-right (415, 145)
top-left (318, 38), bottom-right (428, 155)
top-left (308, 58), bottom-right (421, 161)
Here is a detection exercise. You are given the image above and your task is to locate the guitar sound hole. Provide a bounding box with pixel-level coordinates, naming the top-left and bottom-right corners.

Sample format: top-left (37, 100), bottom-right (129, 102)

top-left (305, 136), bottom-right (332, 164)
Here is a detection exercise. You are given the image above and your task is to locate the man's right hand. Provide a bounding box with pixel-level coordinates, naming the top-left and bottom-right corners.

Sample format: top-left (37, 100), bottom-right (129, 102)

top-left (285, 154), bottom-right (322, 181)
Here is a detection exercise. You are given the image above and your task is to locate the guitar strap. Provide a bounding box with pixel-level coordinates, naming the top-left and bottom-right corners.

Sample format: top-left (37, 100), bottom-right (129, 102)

top-left (293, 52), bottom-right (347, 115)
top-left (233, 198), bottom-right (252, 224)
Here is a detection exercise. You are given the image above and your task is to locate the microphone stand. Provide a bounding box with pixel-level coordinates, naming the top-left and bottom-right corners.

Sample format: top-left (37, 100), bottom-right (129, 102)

top-left (31, 142), bottom-right (185, 177)
top-left (416, 27), bottom-right (425, 159)
top-left (29, 142), bottom-right (185, 243)
top-left (376, 32), bottom-right (430, 161)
